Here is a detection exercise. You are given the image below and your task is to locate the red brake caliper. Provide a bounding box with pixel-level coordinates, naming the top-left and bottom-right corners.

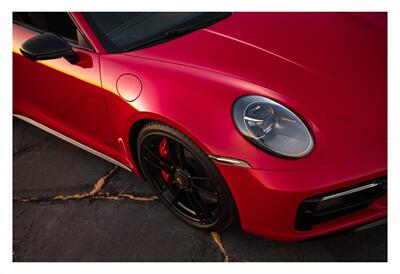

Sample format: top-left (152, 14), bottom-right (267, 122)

top-left (159, 137), bottom-right (173, 185)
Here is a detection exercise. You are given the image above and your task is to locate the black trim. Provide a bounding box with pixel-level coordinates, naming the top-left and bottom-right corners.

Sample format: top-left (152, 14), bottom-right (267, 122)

top-left (67, 13), bottom-right (94, 52)
top-left (82, 12), bottom-right (231, 54)
top-left (295, 176), bottom-right (387, 231)
top-left (81, 13), bottom-right (119, 53)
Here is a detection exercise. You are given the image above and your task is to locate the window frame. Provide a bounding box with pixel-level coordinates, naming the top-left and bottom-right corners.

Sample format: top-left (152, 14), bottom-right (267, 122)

top-left (13, 12), bottom-right (94, 52)
top-left (82, 12), bottom-right (232, 54)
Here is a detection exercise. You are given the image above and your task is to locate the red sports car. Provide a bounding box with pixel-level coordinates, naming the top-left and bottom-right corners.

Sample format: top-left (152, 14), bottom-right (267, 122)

top-left (12, 12), bottom-right (387, 241)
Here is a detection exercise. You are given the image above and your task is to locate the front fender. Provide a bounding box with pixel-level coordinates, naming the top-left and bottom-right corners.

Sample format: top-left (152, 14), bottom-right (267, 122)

top-left (99, 53), bottom-right (383, 173)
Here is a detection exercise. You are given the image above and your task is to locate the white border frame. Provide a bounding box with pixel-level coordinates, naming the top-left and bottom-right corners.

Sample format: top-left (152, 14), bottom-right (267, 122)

top-left (1, 1), bottom-right (399, 274)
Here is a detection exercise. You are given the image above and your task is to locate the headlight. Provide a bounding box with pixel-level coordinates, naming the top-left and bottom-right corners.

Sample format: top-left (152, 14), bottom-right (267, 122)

top-left (232, 95), bottom-right (314, 158)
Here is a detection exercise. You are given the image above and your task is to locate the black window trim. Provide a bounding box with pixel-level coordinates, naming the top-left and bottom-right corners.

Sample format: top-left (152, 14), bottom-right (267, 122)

top-left (82, 12), bottom-right (232, 54)
top-left (13, 12), bottom-right (95, 53)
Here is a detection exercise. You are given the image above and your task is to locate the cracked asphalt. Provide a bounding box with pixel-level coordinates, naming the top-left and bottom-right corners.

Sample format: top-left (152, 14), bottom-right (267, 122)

top-left (13, 117), bottom-right (387, 262)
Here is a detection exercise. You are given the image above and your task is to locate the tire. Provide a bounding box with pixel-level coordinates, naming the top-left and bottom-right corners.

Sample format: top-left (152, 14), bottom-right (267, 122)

top-left (137, 122), bottom-right (237, 231)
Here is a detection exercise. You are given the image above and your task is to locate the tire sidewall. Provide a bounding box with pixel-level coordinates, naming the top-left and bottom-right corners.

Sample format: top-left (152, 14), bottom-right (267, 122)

top-left (137, 122), bottom-right (236, 231)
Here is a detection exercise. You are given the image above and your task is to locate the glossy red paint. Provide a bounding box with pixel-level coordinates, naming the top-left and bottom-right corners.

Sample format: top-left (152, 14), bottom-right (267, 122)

top-left (13, 12), bottom-right (387, 241)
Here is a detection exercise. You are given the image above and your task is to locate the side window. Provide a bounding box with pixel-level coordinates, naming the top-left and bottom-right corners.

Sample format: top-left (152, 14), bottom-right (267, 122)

top-left (13, 12), bottom-right (90, 49)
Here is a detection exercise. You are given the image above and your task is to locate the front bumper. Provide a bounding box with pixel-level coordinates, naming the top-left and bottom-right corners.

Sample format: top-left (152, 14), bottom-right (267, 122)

top-left (214, 140), bottom-right (387, 241)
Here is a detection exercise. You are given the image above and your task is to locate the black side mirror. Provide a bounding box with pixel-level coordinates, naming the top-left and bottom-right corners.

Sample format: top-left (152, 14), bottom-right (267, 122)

top-left (20, 33), bottom-right (79, 64)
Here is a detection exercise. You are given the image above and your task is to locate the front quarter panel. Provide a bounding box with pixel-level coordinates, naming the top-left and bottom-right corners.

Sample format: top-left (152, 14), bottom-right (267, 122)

top-left (99, 53), bottom-right (383, 173)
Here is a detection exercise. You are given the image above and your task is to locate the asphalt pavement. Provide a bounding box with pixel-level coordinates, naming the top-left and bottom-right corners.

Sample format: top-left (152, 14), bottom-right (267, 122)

top-left (12, 117), bottom-right (387, 262)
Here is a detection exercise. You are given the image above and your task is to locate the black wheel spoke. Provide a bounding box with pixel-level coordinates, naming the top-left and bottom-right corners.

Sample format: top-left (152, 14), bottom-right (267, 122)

top-left (140, 133), bottom-right (221, 226)
top-left (189, 191), bottom-right (209, 219)
top-left (191, 183), bottom-right (218, 197)
top-left (174, 142), bottom-right (186, 169)
top-left (189, 176), bottom-right (210, 181)
top-left (185, 191), bottom-right (203, 220)
top-left (143, 156), bottom-right (166, 171)
top-left (171, 188), bottom-right (182, 205)
top-left (165, 138), bottom-right (180, 169)
top-left (161, 186), bottom-right (178, 204)
top-left (144, 146), bottom-right (173, 170)
top-left (166, 140), bottom-right (177, 168)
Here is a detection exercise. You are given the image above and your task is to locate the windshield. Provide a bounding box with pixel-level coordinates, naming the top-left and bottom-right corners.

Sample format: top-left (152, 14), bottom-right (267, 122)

top-left (83, 12), bottom-right (231, 53)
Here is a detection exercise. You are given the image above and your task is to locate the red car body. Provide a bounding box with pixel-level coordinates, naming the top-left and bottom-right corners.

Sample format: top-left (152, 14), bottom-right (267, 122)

top-left (13, 12), bottom-right (387, 241)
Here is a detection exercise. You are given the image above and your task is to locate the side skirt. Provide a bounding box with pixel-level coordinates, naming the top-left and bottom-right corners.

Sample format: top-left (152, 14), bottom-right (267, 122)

top-left (13, 114), bottom-right (133, 172)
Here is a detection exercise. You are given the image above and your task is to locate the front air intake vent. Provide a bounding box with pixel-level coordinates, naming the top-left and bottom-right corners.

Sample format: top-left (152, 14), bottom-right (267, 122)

top-left (295, 176), bottom-right (387, 231)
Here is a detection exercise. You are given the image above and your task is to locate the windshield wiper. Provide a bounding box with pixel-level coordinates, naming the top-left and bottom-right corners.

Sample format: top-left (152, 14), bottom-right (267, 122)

top-left (123, 12), bottom-right (232, 52)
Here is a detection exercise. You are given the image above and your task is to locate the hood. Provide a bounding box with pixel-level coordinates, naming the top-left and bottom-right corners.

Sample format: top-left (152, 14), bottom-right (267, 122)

top-left (125, 12), bottom-right (387, 138)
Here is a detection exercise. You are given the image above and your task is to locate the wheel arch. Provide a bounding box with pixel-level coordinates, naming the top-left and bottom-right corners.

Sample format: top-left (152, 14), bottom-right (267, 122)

top-left (126, 113), bottom-right (242, 228)
top-left (127, 113), bottom-right (214, 178)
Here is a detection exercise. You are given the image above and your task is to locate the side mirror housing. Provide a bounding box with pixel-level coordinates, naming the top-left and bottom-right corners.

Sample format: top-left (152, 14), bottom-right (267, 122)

top-left (20, 33), bottom-right (79, 64)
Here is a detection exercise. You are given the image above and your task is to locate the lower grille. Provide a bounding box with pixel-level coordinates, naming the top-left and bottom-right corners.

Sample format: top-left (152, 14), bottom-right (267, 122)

top-left (295, 176), bottom-right (387, 231)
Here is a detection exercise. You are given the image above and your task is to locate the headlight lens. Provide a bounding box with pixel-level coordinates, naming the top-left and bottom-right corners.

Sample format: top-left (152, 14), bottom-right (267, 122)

top-left (232, 95), bottom-right (314, 158)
